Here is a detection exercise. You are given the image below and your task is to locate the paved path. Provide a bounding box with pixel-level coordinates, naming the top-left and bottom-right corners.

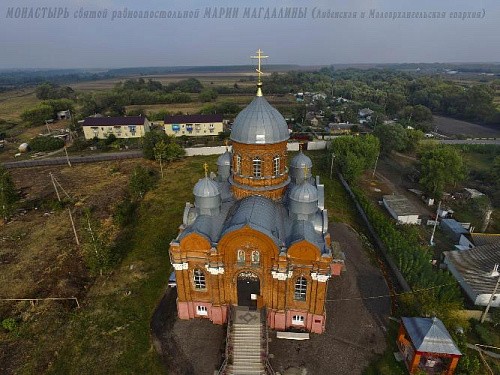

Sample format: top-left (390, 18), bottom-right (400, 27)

top-left (1, 150), bottom-right (143, 169)
top-left (439, 139), bottom-right (500, 145)
top-left (269, 223), bottom-right (391, 375)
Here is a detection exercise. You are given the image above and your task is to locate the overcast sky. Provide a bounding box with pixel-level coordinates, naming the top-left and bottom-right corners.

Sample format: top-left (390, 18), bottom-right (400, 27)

top-left (0, 0), bottom-right (498, 69)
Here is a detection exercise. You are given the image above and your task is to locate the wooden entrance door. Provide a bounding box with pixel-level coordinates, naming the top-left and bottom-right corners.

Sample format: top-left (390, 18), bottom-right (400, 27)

top-left (237, 272), bottom-right (260, 310)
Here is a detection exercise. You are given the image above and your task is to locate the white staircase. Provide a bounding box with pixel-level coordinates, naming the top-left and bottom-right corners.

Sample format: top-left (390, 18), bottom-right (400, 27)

top-left (225, 307), bottom-right (267, 375)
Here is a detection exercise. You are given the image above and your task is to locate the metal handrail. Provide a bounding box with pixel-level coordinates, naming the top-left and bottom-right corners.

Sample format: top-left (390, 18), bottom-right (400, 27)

top-left (260, 308), bottom-right (276, 375)
top-left (217, 306), bottom-right (233, 375)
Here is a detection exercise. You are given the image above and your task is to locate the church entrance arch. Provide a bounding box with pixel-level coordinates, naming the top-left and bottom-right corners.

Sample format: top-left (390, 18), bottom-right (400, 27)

top-left (237, 271), bottom-right (260, 310)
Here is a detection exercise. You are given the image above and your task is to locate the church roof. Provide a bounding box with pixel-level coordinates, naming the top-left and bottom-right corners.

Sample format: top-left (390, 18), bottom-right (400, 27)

top-left (217, 150), bottom-right (232, 166)
top-left (178, 194), bottom-right (329, 254)
top-left (230, 96), bottom-right (289, 145)
top-left (193, 177), bottom-right (220, 197)
top-left (290, 151), bottom-right (312, 170)
top-left (290, 181), bottom-right (318, 203)
top-left (402, 317), bottom-right (461, 356)
top-left (221, 196), bottom-right (287, 247)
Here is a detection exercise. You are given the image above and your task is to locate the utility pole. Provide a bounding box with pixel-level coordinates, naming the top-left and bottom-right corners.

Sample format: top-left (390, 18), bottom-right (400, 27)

top-left (430, 200), bottom-right (442, 246)
top-left (481, 264), bottom-right (500, 323)
top-left (49, 173), bottom-right (61, 202)
top-left (372, 152), bottom-right (380, 179)
top-left (49, 173), bottom-right (79, 246)
top-left (330, 152), bottom-right (335, 180)
top-left (64, 147), bottom-right (72, 167)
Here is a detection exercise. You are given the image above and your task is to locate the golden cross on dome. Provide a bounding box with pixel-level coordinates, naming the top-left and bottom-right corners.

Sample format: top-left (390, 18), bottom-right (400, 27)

top-left (304, 165), bottom-right (310, 176)
top-left (203, 162), bottom-right (209, 177)
top-left (251, 49), bottom-right (269, 83)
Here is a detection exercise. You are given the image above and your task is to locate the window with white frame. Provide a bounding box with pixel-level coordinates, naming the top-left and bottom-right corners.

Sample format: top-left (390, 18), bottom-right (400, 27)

top-left (253, 157), bottom-right (262, 178)
top-left (294, 277), bottom-right (307, 301)
top-left (193, 269), bottom-right (206, 290)
top-left (236, 154), bottom-right (241, 174)
top-left (273, 155), bottom-right (280, 176)
top-left (292, 315), bottom-right (305, 325)
top-left (237, 249), bottom-right (245, 265)
top-left (196, 305), bottom-right (208, 316)
top-left (251, 250), bottom-right (260, 266)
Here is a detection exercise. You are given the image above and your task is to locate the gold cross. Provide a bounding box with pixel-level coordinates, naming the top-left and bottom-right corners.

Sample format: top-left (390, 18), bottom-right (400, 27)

top-left (304, 165), bottom-right (309, 176)
top-left (203, 162), bottom-right (209, 177)
top-left (251, 49), bottom-right (269, 83)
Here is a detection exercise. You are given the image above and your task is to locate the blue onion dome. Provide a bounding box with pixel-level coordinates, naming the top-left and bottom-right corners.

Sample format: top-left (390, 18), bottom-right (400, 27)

top-left (290, 151), bottom-right (312, 170)
top-left (289, 181), bottom-right (318, 203)
top-left (193, 177), bottom-right (220, 197)
top-left (217, 150), bottom-right (232, 166)
top-left (230, 96), bottom-right (289, 144)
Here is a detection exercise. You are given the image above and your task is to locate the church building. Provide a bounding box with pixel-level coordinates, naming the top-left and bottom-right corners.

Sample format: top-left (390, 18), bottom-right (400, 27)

top-left (169, 52), bottom-right (344, 334)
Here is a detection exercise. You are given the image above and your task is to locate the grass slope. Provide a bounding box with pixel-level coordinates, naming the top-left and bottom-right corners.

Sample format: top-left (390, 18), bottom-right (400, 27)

top-left (37, 157), bottom-right (216, 374)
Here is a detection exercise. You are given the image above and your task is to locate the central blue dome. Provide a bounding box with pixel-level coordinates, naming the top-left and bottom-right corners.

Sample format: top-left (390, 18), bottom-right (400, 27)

top-left (230, 96), bottom-right (289, 145)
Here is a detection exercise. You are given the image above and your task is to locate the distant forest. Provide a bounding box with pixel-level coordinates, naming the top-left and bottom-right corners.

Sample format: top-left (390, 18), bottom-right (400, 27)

top-left (1, 62), bottom-right (499, 92)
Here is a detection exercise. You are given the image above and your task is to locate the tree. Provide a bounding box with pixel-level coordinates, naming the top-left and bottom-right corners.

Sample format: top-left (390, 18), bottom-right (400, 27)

top-left (153, 140), bottom-right (167, 178)
top-left (0, 166), bottom-right (18, 222)
top-left (129, 166), bottom-right (158, 200)
top-left (199, 88), bottom-right (218, 102)
top-left (21, 104), bottom-right (54, 126)
top-left (82, 209), bottom-right (115, 276)
top-left (419, 145), bottom-right (466, 198)
top-left (373, 123), bottom-right (408, 155)
top-left (330, 135), bottom-right (380, 182)
top-left (405, 129), bottom-right (425, 152)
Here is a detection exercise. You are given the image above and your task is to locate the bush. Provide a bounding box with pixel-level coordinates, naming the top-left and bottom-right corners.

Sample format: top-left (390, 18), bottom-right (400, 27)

top-left (129, 166), bottom-right (158, 200)
top-left (29, 136), bottom-right (65, 152)
top-left (21, 104), bottom-right (54, 126)
top-left (2, 317), bottom-right (18, 332)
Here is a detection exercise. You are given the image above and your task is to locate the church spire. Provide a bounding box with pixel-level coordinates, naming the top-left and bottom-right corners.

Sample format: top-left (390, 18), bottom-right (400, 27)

top-left (251, 49), bottom-right (268, 97)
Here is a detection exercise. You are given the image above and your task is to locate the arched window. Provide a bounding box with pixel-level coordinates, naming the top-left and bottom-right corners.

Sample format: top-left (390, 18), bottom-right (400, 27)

top-left (253, 157), bottom-right (262, 178)
top-left (273, 155), bottom-right (280, 176)
top-left (294, 276), bottom-right (307, 301)
top-left (193, 269), bottom-right (206, 290)
top-left (237, 249), bottom-right (245, 265)
top-left (251, 250), bottom-right (260, 265)
top-left (236, 154), bottom-right (241, 174)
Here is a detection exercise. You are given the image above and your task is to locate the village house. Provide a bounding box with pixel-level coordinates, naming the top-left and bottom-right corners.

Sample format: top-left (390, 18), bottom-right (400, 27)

top-left (163, 114), bottom-right (224, 137)
top-left (444, 240), bottom-right (500, 307)
top-left (81, 116), bottom-right (150, 140)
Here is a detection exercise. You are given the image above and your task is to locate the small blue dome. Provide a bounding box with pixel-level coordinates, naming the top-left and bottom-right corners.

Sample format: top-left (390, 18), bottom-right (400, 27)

top-left (290, 151), bottom-right (312, 170)
top-left (193, 177), bottom-right (220, 197)
top-left (217, 150), bottom-right (232, 166)
top-left (290, 181), bottom-right (318, 203)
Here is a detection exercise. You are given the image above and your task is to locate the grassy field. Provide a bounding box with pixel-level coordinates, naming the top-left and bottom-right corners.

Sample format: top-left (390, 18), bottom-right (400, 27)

top-left (0, 89), bottom-right (39, 122)
top-left (70, 73), bottom-right (257, 92)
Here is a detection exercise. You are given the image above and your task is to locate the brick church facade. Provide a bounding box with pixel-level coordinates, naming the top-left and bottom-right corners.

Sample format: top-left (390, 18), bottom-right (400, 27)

top-left (169, 78), bottom-right (344, 334)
